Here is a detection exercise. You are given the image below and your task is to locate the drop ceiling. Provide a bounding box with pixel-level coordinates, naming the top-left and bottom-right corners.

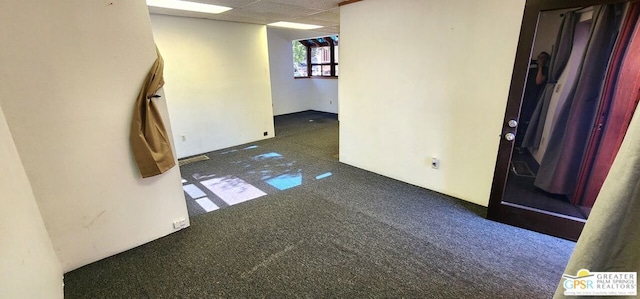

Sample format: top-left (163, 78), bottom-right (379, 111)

top-left (148, 0), bottom-right (344, 33)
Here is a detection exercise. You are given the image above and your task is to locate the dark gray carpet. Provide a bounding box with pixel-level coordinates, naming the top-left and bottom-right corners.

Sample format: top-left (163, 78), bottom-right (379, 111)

top-left (64, 110), bottom-right (575, 298)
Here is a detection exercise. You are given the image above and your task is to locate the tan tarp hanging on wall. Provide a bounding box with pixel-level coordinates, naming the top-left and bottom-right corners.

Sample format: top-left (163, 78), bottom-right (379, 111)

top-left (130, 49), bottom-right (176, 178)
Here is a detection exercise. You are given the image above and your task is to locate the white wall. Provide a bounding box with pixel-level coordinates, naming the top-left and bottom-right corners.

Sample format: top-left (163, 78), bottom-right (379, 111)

top-left (0, 0), bottom-right (189, 272)
top-left (151, 15), bottom-right (276, 158)
top-left (309, 79), bottom-right (340, 113)
top-left (0, 105), bottom-right (63, 298)
top-left (339, 0), bottom-right (525, 206)
top-left (267, 27), bottom-right (339, 116)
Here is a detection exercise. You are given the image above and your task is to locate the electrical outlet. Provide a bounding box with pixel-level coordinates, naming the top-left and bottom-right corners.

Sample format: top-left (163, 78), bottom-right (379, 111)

top-left (172, 218), bottom-right (187, 229)
top-left (263, 131), bottom-right (268, 136)
top-left (431, 157), bottom-right (440, 169)
top-left (181, 135), bottom-right (186, 142)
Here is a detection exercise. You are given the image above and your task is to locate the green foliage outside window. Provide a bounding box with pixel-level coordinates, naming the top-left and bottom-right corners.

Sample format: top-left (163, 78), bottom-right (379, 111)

top-left (293, 36), bottom-right (338, 78)
top-left (293, 41), bottom-right (306, 65)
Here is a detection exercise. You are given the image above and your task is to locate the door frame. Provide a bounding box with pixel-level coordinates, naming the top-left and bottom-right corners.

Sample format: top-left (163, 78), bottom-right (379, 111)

top-left (487, 0), bottom-right (627, 241)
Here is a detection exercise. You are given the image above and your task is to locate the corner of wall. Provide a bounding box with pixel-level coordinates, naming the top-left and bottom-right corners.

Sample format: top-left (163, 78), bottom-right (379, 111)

top-left (0, 104), bottom-right (63, 298)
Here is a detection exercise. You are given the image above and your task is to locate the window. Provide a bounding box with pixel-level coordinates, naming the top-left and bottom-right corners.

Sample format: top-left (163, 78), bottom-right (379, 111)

top-left (293, 41), bottom-right (308, 77)
top-left (293, 35), bottom-right (338, 78)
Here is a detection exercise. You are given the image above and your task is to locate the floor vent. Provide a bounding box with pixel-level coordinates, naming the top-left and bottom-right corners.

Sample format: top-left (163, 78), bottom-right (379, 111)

top-left (178, 155), bottom-right (209, 166)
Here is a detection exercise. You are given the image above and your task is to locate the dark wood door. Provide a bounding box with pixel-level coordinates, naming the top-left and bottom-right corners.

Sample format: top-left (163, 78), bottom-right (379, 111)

top-left (487, 0), bottom-right (628, 241)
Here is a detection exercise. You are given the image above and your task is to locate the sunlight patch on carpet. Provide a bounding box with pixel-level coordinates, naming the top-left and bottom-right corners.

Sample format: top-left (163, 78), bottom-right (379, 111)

top-left (315, 172), bottom-right (332, 180)
top-left (201, 176), bottom-right (266, 206)
top-left (253, 152), bottom-right (283, 160)
top-left (195, 197), bottom-right (219, 212)
top-left (183, 184), bottom-right (206, 199)
top-left (178, 154), bottom-right (209, 166)
top-left (192, 172), bottom-right (217, 180)
top-left (266, 172), bottom-right (302, 190)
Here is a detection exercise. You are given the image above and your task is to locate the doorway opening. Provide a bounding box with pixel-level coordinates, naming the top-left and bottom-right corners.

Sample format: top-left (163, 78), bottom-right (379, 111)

top-left (507, 8), bottom-right (595, 219)
top-left (178, 111), bottom-right (339, 218)
top-left (489, 0), bottom-right (640, 240)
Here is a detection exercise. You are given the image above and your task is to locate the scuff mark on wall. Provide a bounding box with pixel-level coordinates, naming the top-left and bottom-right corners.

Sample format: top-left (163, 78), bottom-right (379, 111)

top-left (83, 210), bottom-right (106, 228)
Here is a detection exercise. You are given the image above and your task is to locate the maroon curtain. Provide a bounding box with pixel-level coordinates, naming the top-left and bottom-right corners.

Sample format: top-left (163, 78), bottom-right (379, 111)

top-left (574, 2), bottom-right (640, 207)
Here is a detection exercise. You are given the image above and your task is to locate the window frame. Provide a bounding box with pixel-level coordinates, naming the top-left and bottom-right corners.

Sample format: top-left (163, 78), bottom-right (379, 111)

top-left (293, 35), bottom-right (338, 79)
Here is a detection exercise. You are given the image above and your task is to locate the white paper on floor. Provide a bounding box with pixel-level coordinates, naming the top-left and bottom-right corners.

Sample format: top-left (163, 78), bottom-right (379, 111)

top-left (200, 176), bottom-right (266, 206)
top-left (195, 197), bottom-right (219, 212)
top-left (183, 184), bottom-right (206, 199)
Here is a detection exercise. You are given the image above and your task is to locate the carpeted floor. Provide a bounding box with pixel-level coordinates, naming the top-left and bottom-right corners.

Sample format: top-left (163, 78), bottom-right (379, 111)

top-left (64, 110), bottom-right (575, 298)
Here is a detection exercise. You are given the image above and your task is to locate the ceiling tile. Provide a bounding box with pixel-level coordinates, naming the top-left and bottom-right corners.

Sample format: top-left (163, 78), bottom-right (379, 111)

top-left (147, 0), bottom-right (342, 31)
top-left (223, 7), bottom-right (289, 22)
top-left (306, 9), bottom-right (339, 22)
top-left (187, 0), bottom-right (259, 9)
top-left (241, 1), bottom-right (322, 17)
top-left (148, 7), bottom-right (212, 19)
top-left (206, 14), bottom-right (273, 25)
top-left (265, 0), bottom-right (342, 10)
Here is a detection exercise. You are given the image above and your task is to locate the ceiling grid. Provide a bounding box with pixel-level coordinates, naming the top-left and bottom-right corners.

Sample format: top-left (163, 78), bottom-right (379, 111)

top-left (148, 0), bottom-right (344, 33)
